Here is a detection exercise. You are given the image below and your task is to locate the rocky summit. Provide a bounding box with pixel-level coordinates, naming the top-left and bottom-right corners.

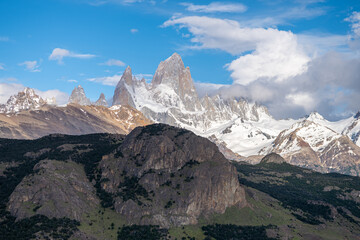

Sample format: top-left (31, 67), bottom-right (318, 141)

top-left (0, 87), bottom-right (48, 114)
top-left (94, 93), bottom-right (108, 107)
top-left (69, 85), bottom-right (91, 106)
top-left (98, 124), bottom-right (246, 227)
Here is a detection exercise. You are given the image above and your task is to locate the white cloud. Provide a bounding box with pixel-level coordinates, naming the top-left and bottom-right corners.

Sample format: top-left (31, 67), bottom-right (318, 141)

top-left (0, 36), bottom-right (9, 42)
top-left (181, 2), bottom-right (247, 13)
top-left (0, 77), bottom-right (17, 82)
top-left (49, 48), bottom-right (96, 64)
top-left (67, 79), bottom-right (78, 83)
top-left (87, 74), bottom-right (121, 86)
top-left (0, 63), bottom-right (5, 70)
top-left (134, 73), bottom-right (152, 81)
top-left (194, 82), bottom-right (226, 97)
top-left (0, 83), bottom-right (25, 103)
top-left (298, 34), bottom-right (349, 56)
top-left (130, 28), bottom-right (139, 33)
top-left (239, 4), bottom-right (326, 28)
top-left (19, 60), bottom-right (41, 72)
top-left (87, 72), bottom-right (152, 86)
top-left (36, 89), bottom-right (69, 105)
top-left (345, 11), bottom-right (360, 38)
top-left (101, 59), bottom-right (126, 66)
top-left (286, 92), bottom-right (316, 112)
top-left (163, 16), bottom-right (310, 85)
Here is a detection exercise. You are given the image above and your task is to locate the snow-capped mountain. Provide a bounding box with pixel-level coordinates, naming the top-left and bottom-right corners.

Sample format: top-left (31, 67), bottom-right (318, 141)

top-left (305, 111), bottom-right (360, 147)
top-left (0, 87), bottom-right (51, 114)
top-left (111, 53), bottom-right (269, 134)
top-left (108, 53), bottom-right (360, 176)
top-left (68, 85), bottom-right (91, 105)
top-left (261, 119), bottom-right (360, 175)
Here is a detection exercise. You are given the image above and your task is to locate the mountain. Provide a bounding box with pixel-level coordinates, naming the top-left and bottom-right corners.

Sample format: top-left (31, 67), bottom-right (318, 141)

top-left (1, 125), bottom-right (247, 239)
top-left (98, 124), bottom-right (245, 227)
top-left (0, 87), bottom-right (49, 114)
top-left (111, 53), bottom-right (269, 133)
top-left (1, 128), bottom-right (360, 239)
top-left (94, 93), bottom-right (108, 107)
top-left (108, 53), bottom-right (360, 176)
top-left (260, 119), bottom-right (360, 175)
top-left (0, 104), bottom-right (152, 139)
top-left (69, 85), bottom-right (91, 105)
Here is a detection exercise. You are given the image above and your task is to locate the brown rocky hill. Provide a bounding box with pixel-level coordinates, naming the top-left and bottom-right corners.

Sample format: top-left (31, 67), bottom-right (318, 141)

top-left (98, 124), bottom-right (246, 227)
top-left (0, 103), bottom-right (152, 139)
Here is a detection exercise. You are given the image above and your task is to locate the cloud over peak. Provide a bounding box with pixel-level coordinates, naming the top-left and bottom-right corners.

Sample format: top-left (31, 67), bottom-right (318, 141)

top-left (163, 16), bottom-right (310, 85)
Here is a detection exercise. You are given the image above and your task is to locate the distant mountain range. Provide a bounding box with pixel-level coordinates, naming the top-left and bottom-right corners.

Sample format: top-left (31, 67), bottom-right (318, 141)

top-left (1, 53), bottom-right (360, 177)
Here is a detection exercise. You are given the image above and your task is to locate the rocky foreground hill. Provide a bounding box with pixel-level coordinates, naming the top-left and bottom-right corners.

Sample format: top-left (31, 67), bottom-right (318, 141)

top-left (1, 124), bottom-right (360, 239)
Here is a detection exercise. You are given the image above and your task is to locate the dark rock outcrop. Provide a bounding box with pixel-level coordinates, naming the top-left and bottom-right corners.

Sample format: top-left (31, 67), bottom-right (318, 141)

top-left (98, 124), bottom-right (246, 227)
top-left (8, 160), bottom-right (99, 221)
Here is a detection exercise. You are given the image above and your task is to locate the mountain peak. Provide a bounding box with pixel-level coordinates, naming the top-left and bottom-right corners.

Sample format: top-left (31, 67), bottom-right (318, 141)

top-left (165, 52), bottom-right (182, 62)
top-left (124, 65), bottom-right (132, 74)
top-left (112, 65), bottom-right (136, 107)
top-left (0, 87), bottom-right (47, 114)
top-left (116, 66), bottom-right (133, 87)
top-left (69, 85), bottom-right (91, 106)
top-left (151, 53), bottom-right (199, 111)
top-left (95, 93), bottom-right (108, 107)
top-left (307, 111), bottom-right (324, 121)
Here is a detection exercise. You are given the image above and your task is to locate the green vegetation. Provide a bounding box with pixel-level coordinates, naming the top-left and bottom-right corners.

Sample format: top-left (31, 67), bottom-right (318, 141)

top-left (117, 225), bottom-right (168, 240)
top-left (0, 213), bottom-right (79, 240)
top-left (234, 161), bottom-right (360, 225)
top-left (79, 207), bottom-right (127, 239)
top-left (117, 176), bottom-right (149, 205)
top-left (202, 224), bottom-right (277, 240)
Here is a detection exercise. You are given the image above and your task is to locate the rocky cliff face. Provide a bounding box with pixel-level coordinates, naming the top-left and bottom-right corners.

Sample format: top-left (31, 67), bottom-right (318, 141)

top-left (0, 87), bottom-right (48, 114)
top-left (8, 160), bottom-right (99, 221)
top-left (69, 85), bottom-right (91, 105)
top-left (112, 66), bottom-right (136, 107)
top-left (0, 104), bottom-right (152, 139)
top-left (98, 124), bottom-right (246, 227)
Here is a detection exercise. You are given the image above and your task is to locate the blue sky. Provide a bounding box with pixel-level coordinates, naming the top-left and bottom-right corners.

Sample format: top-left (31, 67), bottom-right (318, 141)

top-left (1, 0), bottom-right (360, 119)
